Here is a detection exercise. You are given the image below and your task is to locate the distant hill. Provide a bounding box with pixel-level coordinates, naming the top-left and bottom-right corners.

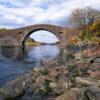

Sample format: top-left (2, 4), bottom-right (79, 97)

top-left (26, 37), bottom-right (35, 42)
top-left (0, 28), bottom-right (9, 32)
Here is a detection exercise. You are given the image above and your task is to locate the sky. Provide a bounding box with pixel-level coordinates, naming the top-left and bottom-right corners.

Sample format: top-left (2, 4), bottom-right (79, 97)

top-left (0, 0), bottom-right (100, 43)
top-left (30, 30), bottom-right (59, 44)
top-left (0, 0), bottom-right (100, 29)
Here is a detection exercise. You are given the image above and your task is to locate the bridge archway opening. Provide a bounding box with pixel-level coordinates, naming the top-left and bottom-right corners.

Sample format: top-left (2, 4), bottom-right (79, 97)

top-left (22, 30), bottom-right (60, 46)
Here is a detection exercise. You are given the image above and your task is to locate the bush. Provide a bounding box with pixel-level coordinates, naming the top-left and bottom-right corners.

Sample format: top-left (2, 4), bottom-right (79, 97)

top-left (66, 53), bottom-right (75, 61)
top-left (40, 69), bottom-right (49, 75)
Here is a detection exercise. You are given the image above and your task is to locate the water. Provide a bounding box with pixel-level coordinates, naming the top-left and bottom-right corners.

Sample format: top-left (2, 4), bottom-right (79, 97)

top-left (0, 45), bottom-right (60, 87)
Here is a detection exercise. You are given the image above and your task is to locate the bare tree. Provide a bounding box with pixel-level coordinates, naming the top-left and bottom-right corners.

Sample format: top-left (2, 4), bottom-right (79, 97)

top-left (69, 7), bottom-right (100, 63)
top-left (70, 7), bottom-right (100, 38)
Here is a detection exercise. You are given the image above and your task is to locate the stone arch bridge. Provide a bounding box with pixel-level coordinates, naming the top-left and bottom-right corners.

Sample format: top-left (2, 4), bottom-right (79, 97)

top-left (0, 24), bottom-right (74, 46)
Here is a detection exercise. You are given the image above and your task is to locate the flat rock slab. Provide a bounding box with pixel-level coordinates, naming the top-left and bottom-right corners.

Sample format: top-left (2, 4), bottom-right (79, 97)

top-left (75, 77), bottom-right (100, 86)
top-left (85, 87), bottom-right (100, 100)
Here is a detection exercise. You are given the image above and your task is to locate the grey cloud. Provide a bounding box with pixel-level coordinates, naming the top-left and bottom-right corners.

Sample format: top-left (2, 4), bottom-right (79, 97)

top-left (0, 0), bottom-right (100, 29)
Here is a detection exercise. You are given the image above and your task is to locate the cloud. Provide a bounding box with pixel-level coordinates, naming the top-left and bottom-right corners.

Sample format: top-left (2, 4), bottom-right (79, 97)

top-left (0, 0), bottom-right (100, 29)
top-left (30, 30), bottom-right (59, 44)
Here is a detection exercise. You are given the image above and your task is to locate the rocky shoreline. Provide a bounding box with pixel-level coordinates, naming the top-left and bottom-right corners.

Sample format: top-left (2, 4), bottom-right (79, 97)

top-left (0, 45), bottom-right (100, 100)
top-left (0, 59), bottom-right (100, 100)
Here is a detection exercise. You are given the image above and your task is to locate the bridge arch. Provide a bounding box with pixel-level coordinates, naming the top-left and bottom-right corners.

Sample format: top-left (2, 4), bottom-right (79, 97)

top-left (22, 30), bottom-right (60, 46)
top-left (20, 24), bottom-right (65, 46)
top-left (0, 24), bottom-right (67, 46)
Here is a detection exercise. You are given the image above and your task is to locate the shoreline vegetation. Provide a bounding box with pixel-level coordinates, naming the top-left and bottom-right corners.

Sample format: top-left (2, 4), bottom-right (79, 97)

top-left (25, 37), bottom-right (59, 46)
top-left (25, 41), bottom-right (59, 46)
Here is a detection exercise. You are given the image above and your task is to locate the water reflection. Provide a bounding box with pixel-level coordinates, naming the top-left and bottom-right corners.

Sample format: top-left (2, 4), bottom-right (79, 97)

top-left (0, 45), bottom-right (60, 86)
top-left (26, 45), bottom-right (60, 63)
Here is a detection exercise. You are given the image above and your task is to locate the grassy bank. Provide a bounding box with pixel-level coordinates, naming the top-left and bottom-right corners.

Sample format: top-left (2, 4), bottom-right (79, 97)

top-left (25, 41), bottom-right (43, 46)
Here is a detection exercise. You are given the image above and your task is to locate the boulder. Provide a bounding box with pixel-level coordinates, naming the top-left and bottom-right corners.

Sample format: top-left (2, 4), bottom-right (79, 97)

top-left (62, 68), bottom-right (69, 75)
top-left (85, 87), bottom-right (100, 100)
top-left (75, 77), bottom-right (100, 86)
top-left (50, 68), bottom-right (58, 77)
top-left (0, 77), bottom-right (25, 99)
top-left (90, 70), bottom-right (100, 79)
top-left (56, 88), bottom-right (83, 100)
top-left (57, 78), bottom-right (72, 90)
top-left (94, 57), bottom-right (100, 63)
top-left (36, 75), bottom-right (47, 86)
top-left (49, 82), bottom-right (57, 88)
top-left (42, 59), bottom-right (58, 67)
top-left (74, 52), bottom-right (82, 61)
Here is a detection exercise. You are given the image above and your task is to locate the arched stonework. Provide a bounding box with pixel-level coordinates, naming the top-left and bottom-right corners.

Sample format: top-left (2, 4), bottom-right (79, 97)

top-left (20, 24), bottom-right (65, 46)
top-left (0, 24), bottom-right (69, 46)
